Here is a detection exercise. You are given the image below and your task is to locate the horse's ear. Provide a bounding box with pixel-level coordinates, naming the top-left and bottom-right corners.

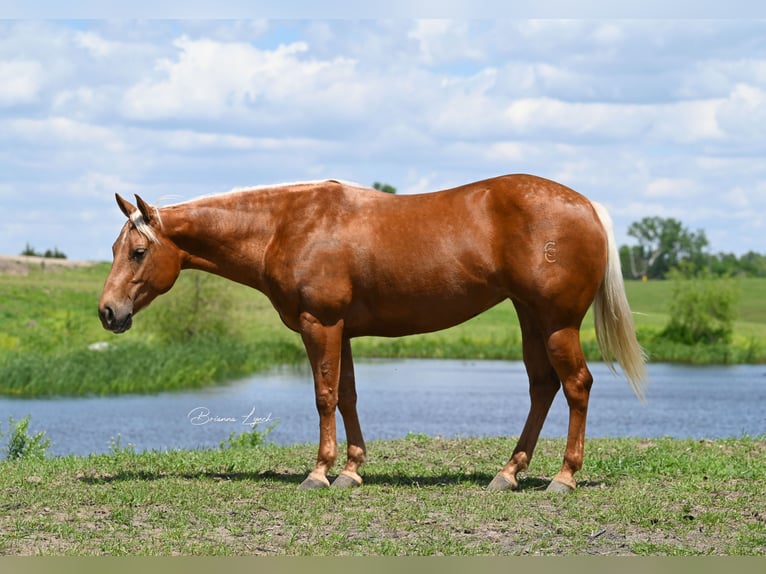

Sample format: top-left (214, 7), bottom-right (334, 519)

top-left (135, 195), bottom-right (154, 224)
top-left (115, 193), bottom-right (136, 219)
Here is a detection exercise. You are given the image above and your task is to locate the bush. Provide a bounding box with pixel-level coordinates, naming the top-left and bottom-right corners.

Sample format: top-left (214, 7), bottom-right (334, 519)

top-left (660, 268), bottom-right (739, 345)
top-left (220, 421), bottom-right (278, 450)
top-left (1, 416), bottom-right (51, 460)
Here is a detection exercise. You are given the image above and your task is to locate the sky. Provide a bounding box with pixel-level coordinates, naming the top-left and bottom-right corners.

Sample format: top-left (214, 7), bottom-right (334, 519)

top-left (1, 8), bottom-right (766, 261)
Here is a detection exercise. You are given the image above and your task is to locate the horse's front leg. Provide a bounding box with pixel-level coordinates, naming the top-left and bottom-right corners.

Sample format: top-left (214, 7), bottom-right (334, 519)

top-left (298, 312), bottom-right (344, 489)
top-left (332, 338), bottom-right (366, 488)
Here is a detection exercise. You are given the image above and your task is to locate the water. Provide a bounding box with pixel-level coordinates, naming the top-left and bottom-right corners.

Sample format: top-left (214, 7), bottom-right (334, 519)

top-left (2, 360), bottom-right (765, 456)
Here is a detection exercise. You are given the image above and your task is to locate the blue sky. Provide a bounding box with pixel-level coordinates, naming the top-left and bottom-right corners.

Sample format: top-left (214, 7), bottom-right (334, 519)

top-left (1, 11), bottom-right (766, 260)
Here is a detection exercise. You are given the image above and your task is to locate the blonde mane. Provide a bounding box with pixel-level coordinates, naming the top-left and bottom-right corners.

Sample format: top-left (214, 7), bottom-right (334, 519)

top-left (166, 179), bottom-right (370, 207)
top-left (129, 210), bottom-right (161, 244)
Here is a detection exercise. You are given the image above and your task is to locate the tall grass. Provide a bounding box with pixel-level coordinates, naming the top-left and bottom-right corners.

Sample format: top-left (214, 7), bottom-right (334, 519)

top-left (2, 263), bottom-right (766, 397)
top-left (0, 336), bottom-right (305, 397)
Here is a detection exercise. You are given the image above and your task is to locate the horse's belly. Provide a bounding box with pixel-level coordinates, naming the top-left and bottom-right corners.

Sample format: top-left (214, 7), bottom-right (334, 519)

top-left (346, 287), bottom-right (505, 338)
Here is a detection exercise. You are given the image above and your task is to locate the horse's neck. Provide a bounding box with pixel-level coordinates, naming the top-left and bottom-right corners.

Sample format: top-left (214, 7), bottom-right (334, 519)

top-left (160, 196), bottom-right (275, 291)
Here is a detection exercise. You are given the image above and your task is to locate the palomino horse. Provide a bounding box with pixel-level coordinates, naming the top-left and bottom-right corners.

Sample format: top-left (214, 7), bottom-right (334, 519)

top-left (98, 174), bottom-right (646, 492)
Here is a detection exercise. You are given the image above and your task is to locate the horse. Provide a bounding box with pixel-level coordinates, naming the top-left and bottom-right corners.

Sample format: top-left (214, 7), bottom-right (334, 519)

top-left (98, 174), bottom-right (647, 492)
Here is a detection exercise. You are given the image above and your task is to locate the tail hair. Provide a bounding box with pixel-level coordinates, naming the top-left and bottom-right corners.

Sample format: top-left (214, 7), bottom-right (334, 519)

top-left (590, 201), bottom-right (648, 401)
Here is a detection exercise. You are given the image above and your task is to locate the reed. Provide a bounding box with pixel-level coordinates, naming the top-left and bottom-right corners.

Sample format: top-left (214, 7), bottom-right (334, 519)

top-left (0, 336), bottom-right (305, 397)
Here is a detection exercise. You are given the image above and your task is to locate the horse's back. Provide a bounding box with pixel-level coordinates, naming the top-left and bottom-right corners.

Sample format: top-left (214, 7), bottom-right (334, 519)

top-left (325, 175), bottom-right (608, 335)
top-left (337, 174), bottom-right (607, 286)
top-left (260, 176), bottom-right (607, 336)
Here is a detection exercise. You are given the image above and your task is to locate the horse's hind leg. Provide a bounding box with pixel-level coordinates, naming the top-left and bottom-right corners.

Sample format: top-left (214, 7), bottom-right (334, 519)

top-left (545, 326), bottom-right (594, 492)
top-left (489, 304), bottom-right (561, 491)
top-left (331, 338), bottom-right (367, 488)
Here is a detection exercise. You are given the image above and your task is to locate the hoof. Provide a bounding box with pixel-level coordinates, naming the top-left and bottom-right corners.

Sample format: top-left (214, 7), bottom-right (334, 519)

top-left (298, 472), bottom-right (330, 490)
top-left (487, 473), bottom-right (518, 491)
top-left (546, 479), bottom-right (575, 494)
top-left (331, 471), bottom-right (362, 489)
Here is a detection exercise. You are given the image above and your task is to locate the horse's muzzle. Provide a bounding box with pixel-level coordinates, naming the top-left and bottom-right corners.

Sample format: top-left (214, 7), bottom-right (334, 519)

top-left (99, 304), bottom-right (133, 333)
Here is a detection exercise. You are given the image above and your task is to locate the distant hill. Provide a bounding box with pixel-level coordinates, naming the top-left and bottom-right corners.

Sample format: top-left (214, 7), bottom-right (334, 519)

top-left (0, 255), bottom-right (95, 275)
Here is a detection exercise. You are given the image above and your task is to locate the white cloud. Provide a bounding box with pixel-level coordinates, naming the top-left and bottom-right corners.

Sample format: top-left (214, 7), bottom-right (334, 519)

top-left (157, 128), bottom-right (324, 153)
top-left (717, 83), bottom-right (766, 141)
top-left (402, 174), bottom-right (436, 195)
top-left (2, 117), bottom-right (123, 151)
top-left (408, 20), bottom-right (483, 65)
top-left (723, 187), bottom-right (751, 210)
top-left (486, 142), bottom-right (526, 162)
top-left (0, 60), bottom-right (43, 105)
top-left (650, 99), bottom-right (723, 143)
top-left (76, 31), bottom-right (117, 57)
top-left (645, 178), bottom-right (698, 199)
top-left (591, 22), bottom-right (624, 45)
top-left (501, 96), bottom-right (726, 144)
top-left (0, 183), bottom-right (16, 200)
top-left (677, 58), bottom-right (766, 99)
top-left (2, 20), bottom-right (766, 259)
top-left (53, 87), bottom-right (99, 111)
top-left (122, 36), bottom-right (361, 123)
top-left (73, 172), bottom-right (141, 198)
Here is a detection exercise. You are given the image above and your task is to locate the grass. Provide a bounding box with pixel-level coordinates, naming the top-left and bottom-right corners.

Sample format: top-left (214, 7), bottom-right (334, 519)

top-left (2, 262), bottom-right (766, 397)
top-left (2, 263), bottom-right (765, 557)
top-left (0, 435), bottom-right (764, 555)
top-left (0, 264), bottom-right (306, 396)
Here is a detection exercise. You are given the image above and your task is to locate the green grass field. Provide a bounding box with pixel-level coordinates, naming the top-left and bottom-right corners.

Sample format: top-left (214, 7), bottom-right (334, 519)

top-left (1, 261), bottom-right (766, 396)
top-left (1, 435), bottom-right (764, 555)
top-left (2, 263), bottom-right (765, 557)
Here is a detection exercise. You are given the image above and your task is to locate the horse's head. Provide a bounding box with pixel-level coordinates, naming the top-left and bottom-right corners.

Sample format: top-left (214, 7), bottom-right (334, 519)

top-left (98, 194), bottom-right (182, 333)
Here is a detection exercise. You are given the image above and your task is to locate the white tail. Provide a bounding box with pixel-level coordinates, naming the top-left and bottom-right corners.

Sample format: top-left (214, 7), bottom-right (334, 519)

top-left (590, 201), bottom-right (648, 400)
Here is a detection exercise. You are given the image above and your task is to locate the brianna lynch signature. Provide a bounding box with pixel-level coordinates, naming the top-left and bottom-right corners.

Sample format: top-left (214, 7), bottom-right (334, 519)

top-left (187, 406), bottom-right (273, 428)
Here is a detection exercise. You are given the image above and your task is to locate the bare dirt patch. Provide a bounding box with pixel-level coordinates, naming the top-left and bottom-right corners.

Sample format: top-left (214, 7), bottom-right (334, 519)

top-left (0, 255), bottom-right (95, 275)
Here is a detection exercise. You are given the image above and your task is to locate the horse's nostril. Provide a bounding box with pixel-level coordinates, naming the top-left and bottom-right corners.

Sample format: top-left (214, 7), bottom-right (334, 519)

top-left (100, 305), bottom-right (115, 326)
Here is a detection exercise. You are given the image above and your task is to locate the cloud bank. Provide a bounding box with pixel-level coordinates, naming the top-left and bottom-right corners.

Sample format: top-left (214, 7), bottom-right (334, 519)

top-left (0, 19), bottom-right (764, 260)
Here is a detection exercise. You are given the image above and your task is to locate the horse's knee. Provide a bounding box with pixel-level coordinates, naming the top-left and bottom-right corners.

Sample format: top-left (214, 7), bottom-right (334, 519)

top-left (314, 387), bottom-right (338, 415)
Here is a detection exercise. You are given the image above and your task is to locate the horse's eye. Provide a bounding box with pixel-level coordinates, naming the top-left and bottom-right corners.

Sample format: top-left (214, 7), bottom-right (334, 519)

top-left (132, 247), bottom-right (147, 262)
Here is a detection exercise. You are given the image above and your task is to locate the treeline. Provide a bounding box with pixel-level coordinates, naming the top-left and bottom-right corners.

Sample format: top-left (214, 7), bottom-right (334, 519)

top-left (618, 216), bottom-right (766, 279)
top-left (20, 243), bottom-right (67, 259)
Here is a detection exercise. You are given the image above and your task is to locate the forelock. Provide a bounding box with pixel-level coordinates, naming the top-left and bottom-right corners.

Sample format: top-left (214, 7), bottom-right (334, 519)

top-left (129, 211), bottom-right (160, 244)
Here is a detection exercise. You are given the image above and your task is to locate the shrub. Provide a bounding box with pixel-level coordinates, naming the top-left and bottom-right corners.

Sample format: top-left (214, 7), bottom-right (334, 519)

top-left (660, 268), bottom-right (739, 345)
top-left (220, 421), bottom-right (278, 450)
top-left (1, 415), bottom-right (51, 461)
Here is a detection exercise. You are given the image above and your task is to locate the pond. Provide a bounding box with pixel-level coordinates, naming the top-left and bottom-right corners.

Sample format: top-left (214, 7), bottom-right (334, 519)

top-left (2, 360), bottom-right (765, 456)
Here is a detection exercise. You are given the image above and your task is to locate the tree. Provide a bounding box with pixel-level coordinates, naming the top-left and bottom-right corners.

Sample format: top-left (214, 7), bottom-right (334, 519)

top-left (43, 247), bottom-right (67, 259)
top-left (21, 243), bottom-right (38, 257)
top-left (372, 182), bottom-right (397, 194)
top-left (625, 216), bottom-right (709, 279)
top-left (735, 251), bottom-right (766, 277)
top-left (19, 244), bottom-right (66, 259)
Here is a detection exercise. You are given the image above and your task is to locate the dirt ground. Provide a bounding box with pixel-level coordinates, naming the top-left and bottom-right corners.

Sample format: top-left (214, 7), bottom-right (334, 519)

top-left (0, 255), bottom-right (95, 275)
